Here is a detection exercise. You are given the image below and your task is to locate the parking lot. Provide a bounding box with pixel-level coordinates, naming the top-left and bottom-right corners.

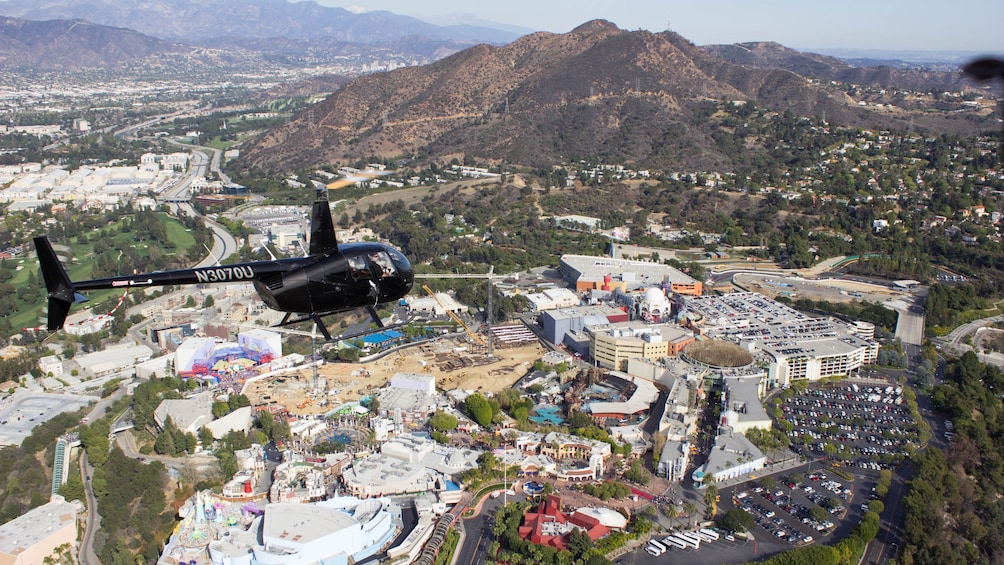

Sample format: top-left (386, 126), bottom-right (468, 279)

top-left (733, 469), bottom-right (854, 546)
top-left (619, 527), bottom-right (765, 565)
top-left (0, 391), bottom-right (97, 446)
top-left (778, 381), bottom-right (919, 470)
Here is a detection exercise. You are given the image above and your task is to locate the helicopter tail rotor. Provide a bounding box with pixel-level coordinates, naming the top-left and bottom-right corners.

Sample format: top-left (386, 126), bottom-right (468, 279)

top-left (325, 169), bottom-right (392, 190)
top-left (33, 236), bottom-right (89, 331)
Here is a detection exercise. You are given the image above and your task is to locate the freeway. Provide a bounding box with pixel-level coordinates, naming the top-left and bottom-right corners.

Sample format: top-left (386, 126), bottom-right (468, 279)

top-left (193, 213), bottom-right (239, 268)
top-left (112, 102), bottom-right (206, 140)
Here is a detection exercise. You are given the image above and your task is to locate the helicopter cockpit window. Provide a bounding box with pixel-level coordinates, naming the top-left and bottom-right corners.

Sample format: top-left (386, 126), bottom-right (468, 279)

top-left (369, 251), bottom-right (397, 278)
top-left (347, 255), bottom-right (370, 279)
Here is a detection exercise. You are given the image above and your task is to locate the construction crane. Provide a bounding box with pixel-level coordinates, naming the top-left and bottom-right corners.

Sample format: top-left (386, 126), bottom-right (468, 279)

top-left (415, 266), bottom-right (495, 355)
top-left (421, 284), bottom-right (488, 348)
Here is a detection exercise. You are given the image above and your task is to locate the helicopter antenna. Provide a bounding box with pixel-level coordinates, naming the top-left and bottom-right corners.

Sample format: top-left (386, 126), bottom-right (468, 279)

top-left (311, 322), bottom-right (320, 392)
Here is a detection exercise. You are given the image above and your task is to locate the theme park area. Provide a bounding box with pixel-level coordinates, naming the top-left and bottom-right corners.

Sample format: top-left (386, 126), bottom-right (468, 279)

top-left (241, 337), bottom-right (548, 416)
top-left (175, 330), bottom-right (282, 385)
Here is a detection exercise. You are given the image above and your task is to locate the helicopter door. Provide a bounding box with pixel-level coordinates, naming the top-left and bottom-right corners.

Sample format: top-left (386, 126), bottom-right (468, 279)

top-left (347, 255), bottom-right (371, 279)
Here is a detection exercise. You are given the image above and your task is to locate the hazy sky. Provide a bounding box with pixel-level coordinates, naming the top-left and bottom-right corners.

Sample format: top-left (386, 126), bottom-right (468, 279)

top-left (310, 0), bottom-right (1004, 52)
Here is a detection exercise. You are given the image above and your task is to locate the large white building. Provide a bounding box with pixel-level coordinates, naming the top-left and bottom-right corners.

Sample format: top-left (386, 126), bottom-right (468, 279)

top-left (559, 254), bottom-right (703, 296)
top-left (692, 432), bottom-right (766, 485)
top-left (588, 322), bottom-right (695, 371)
top-left (523, 288), bottom-right (581, 311)
top-left (684, 292), bottom-right (879, 387)
top-left (340, 454), bottom-right (444, 499)
top-left (0, 496), bottom-right (77, 565)
top-left (389, 373), bottom-right (436, 395)
top-left (406, 292), bottom-right (468, 317)
top-left (75, 343), bottom-right (153, 377)
top-left (162, 493), bottom-right (402, 565)
top-left (720, 377), bottom-right (773, 435)
top-left (0, 158), bottom-right (182, 210)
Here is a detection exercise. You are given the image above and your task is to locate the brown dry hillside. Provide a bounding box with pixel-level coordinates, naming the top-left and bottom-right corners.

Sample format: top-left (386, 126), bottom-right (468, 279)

top-left (238, 20), bottom-right (986, 173)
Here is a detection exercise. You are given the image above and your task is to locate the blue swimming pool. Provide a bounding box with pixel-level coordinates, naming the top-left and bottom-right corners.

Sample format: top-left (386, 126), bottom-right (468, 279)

top-left (328, 431), bottom-right (356, 444)
top-left (529, 404), bottom-right (565, 425)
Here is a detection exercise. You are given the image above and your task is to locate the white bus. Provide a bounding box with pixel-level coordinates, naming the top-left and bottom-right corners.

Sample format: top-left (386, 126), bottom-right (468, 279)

top-left (648, 539), bottom-right (667, 553)
top-left (677, 532), bottom-right (701, 549)
top-left (699, 528), bottom-right (720, 541)
top-left (644, 545), bottom-right (662, 556)
top-left (662, 536), bottom-right (688, 549)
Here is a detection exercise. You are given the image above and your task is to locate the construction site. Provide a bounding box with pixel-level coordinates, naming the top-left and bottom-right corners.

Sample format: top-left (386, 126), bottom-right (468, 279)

top-left (242, 331), bottom-right (547, 417)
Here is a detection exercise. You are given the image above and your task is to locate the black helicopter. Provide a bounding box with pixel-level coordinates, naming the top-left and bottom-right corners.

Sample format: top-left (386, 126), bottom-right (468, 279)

top-left (34, 191), bottom-right (414, 340)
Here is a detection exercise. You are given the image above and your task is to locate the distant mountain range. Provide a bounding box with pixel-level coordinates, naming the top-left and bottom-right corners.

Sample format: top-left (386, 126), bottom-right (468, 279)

top-left (0, 15), bottom-right (184, 69)
top-left (701, 41), bottom-right (968, 91)
top-left (0, 0), bottom-right (522, 45)
top-left (238, 20), bottom-right (986, 173)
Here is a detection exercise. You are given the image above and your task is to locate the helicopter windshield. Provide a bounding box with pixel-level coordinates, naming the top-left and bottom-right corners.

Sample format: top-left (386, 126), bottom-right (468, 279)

top-left (369, 251), bottom-right (397, 278)
top-left (386, 247), bottom-right (412, 274)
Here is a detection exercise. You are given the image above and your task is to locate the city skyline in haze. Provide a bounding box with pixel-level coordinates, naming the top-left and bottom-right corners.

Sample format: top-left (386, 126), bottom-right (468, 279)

top-left (309, 0), bottom-right (1003, 53)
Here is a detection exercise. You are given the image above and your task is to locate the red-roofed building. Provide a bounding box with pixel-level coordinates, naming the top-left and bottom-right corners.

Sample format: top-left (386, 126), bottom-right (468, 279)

top-left (517, 495), bottom-right (611, 551)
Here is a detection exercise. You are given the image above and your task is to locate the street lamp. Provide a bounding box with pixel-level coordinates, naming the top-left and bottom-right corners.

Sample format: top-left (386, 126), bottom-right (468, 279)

top-left (503, 445), bottom-right (512, 505)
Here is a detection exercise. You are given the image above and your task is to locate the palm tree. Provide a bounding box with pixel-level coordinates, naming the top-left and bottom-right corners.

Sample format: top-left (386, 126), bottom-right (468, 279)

top-left (664, 503), bottom-right (680, 529)
top-left (683, 501), bottom-right (697, 528)
top-left (704, 483), bottom-right (719, 517)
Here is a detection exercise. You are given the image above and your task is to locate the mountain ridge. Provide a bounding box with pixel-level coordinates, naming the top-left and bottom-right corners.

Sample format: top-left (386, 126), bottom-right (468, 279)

top-left (0, 15), bottom-right (184, 69)
top-left (0, 0), bottom-right (522, 44)
top-left (241, 20), bottom-right (977, 172)
top-left (701, 41), bottom-right (968, 91)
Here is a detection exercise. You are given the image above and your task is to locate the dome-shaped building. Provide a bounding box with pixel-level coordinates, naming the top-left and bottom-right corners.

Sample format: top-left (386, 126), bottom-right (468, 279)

top-left (639, 287), bottom-right (672, 322)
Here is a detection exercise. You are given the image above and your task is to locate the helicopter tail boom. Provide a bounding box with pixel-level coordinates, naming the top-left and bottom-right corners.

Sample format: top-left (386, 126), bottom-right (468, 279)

top-left (33, 236), bottom-right (89, 331)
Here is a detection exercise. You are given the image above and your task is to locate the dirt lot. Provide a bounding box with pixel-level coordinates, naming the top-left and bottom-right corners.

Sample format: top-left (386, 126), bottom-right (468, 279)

top-left (243, 337), bottom-right (546, 416)
top-left (735, 273), bottom-right (906, 304)
top-left (338, 177), bottom-right (500, 219)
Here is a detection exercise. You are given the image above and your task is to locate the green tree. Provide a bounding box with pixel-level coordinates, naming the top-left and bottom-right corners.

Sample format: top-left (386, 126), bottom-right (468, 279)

top-left (720, 509), bottom-right (754, 532)
top-left (57, 473), bottom-right (85, 503)
top-left (465, 393), bottom-right (493, 428)
top-left (212, 401), bottom-right (231, 418)
top-left (760, 476), bottom-right (777, 492)
top-left (623, 459), bottom-right (649, 484)
top-left (429, 411), bottom-right (459, 432)
top-left (79, 421), bottom-right (111, 468)
top-left (810, 505), bottom-right (829, 522)
top-left (567, 529), bottom-right (593, 560)
top-left (198, 426), bottom-right (215, 449)
top-left (704, 482), bottom-right (719, 509)
top-left (154, 428), bottom-right (176, 455)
